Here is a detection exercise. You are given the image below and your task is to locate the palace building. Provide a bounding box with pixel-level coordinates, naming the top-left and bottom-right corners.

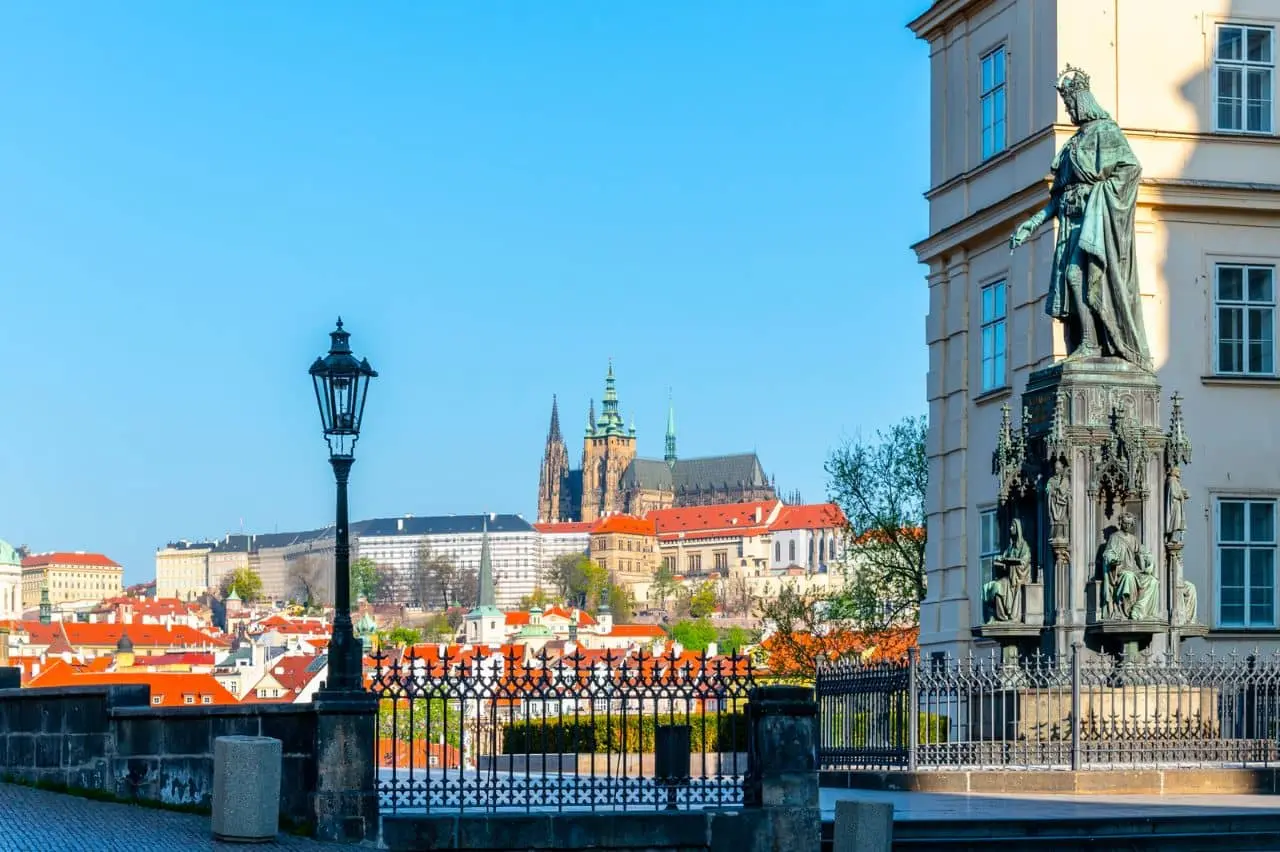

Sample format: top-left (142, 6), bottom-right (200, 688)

top-left (537, 364), bottom-right (777, 524)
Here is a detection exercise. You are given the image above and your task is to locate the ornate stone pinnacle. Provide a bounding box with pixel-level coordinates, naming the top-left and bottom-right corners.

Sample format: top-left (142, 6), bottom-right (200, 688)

top-left (1046, 391), bottom-right (1070, 463)
top-left (1166, 391), bottom-right (1193, 468)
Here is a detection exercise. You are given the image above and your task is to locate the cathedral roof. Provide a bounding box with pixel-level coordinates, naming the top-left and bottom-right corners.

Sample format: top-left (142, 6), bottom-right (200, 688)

top-left (622, 453), bottom-right (769, 493)
top-left (0, 540), bottom-right (18, 568)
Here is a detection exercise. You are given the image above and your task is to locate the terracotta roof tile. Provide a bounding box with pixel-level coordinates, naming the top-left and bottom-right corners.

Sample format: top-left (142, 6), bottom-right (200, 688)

top-left (591, 515), bottom-right (656, 536)
top-left (532, 522), bottom-right (594, 534)
top-left (648, 501), bottom-right (780, 535)
top-left (769, 503), bottom-right (847, 532)
top-left (22, 552), bottom-right (121, 569)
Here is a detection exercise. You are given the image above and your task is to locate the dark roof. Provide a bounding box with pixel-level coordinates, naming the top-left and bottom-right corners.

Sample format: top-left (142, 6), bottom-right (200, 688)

top-left (353, 514), bottom-right (535, 537)
top-left (622, 454), bottom-right (770, 492)
top-left (621, 458), bottom-right (674, 491)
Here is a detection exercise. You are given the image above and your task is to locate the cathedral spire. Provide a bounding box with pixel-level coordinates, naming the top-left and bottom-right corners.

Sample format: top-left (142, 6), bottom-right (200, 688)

top-left (475, 515), bottom-right (496, 609)
top-left (547, 394), bottom-right (562, 443)
top-left (665, 390), bottom-right (677, 467)
top-left (597, 360), bottom-right (626, 436)
top-left (586, 398), bottom-right (596, 437)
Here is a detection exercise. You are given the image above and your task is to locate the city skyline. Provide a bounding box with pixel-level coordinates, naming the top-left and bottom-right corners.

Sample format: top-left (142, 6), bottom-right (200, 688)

top-left (0, 2), bottom-right (929, 583)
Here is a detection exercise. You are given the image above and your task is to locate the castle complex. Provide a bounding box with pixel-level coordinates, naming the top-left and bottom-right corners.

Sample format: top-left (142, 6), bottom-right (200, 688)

top-left (537, 364), bottom-right (777, 523)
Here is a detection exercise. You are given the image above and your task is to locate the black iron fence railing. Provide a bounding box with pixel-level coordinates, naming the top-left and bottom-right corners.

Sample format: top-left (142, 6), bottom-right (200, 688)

top-left (817, 647), bottom-right (1280, 772)
top-left (368, 646), bottom-right (755, 813)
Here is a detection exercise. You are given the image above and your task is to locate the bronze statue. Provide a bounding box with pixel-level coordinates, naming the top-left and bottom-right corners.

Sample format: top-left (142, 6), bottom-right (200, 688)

top-left (983, 519), bottom-right (1032, 623)
top-left (1102, 513), bottom-right (1159, 620)
top-left (1010, 66), bottom-right (1152, 371)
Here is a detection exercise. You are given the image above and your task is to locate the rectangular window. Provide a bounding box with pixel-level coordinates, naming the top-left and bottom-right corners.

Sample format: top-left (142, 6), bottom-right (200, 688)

top-left (1216, 25), bottom-right (1274, 133)
top-left (663, 555), bottom-right (676, 572)
top-left (1215, 264), bottom-right (1275, 375)
top-left (687, 554), bottom-right (702, 573)
top-left (1218, 499), bottom-right (1277, 628)
top-left (979, 510), bottom-right (1000, 584)
top-left (713, 551), bottom-right (728, 572)
top-left (981, 281), bottom-right (1008, 391)
top-left (981, 46), bottom-right (1008, 158)
top-left (788, 541), bottom-right (796, 563)
top-left (774, 542), bottom-right (781, 562)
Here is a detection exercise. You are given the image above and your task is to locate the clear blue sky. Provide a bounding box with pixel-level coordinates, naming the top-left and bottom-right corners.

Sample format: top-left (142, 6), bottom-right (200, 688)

top-left (0, 2), bottom-right (932, 583)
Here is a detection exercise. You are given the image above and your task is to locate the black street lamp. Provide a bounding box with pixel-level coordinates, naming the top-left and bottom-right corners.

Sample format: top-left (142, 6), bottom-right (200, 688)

top-left (309, 318), bottom-right (377, 694)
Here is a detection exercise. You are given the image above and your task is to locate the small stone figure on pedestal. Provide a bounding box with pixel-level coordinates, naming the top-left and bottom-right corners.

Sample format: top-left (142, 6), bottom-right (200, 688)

top-left (983, 519), bottom-right (1031, 623)
top-left (1047, 459), bottom-right (1071, 543)
top-left (1166, 466), bottom-right (1189, 544)
top-left (1103, 513), bottom-right (1159, 621)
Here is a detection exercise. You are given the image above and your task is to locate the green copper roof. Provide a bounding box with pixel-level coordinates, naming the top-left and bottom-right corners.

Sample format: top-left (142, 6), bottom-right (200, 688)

top-left (0, 539), bottom-right (18, 568)
top-left (226, 589), bottom-right (241, 602)
top-left (595, 361), bottom-right (627, 437)
top-left (356, 612), bottom-right (377, 635)
top-left (517, 622), bottom-right (553, 638)
top-left (468, 515), bottom-right (498, 617)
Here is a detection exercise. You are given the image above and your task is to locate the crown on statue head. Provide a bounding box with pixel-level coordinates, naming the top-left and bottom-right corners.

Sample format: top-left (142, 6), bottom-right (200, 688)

top-left (1055, 65), bottom-right (1091, 95)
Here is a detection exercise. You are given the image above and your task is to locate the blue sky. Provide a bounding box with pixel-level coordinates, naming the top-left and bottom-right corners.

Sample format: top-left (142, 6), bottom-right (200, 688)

top-left (0, 2), bottom-right (932, 583)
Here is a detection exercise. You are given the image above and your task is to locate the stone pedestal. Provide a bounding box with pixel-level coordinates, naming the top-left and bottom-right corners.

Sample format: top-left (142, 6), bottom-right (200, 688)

top-left (833, 800), bottom-right (893, 852)
top-left (312, 690), bottom-right (380, 844)
top-left (212, 735), bottom-right (282, 843)
top-left (745, 685), bottom-right (820, 852)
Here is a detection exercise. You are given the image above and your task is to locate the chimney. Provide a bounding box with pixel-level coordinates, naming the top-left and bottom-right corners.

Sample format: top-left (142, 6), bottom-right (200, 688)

top-left (397, 519), bottom-right (404, 532)
top-left (706, 641), bottom-right (718, 658)
top-left (754, 507), bottom-right (762, 524)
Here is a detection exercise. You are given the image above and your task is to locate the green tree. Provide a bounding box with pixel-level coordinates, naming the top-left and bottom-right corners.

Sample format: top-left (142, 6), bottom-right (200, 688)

top-left (606, 584), bottom-right (635, 624)
top-left (717, 625), bottom-right (755, 656)
top-left (422, 613), bottom-right (455, 642)
top-left (649, 564), bottom-right (679, 610)
top-left (826, 414), bottom-right (927, 629)
top-left (669, 619), bottom-right (718, 653)
top-left (384, 626), bottom-right (423, 647)
top-left (221, 566), bottom-right (264, 603)
top-left (688, 581), bottom-right (718, 619)
top-left (518, 586), bottom-right (551, 610)
top-left (545, 555), bottom-right (608, 611)
top-left (350, 556), bottom-right (380, 603)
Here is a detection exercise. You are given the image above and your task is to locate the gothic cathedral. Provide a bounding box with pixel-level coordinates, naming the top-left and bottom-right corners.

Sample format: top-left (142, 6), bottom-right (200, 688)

top-left (537, 363), bottom-right (777, 523)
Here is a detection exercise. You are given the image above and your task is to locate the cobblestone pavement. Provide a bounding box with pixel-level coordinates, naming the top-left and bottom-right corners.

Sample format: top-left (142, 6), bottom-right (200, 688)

top-left (0, 783), bottom-right (352, 851)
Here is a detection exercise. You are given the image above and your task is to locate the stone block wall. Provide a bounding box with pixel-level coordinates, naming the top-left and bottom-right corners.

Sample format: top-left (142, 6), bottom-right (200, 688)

top-left (0, 681), bottom-right (318, 831)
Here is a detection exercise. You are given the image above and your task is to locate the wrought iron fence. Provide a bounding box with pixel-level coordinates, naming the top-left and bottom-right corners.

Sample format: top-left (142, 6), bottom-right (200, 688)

top-left (368, 646), bottom-right (755, 813)
top-left (817, 647), bottom-right (1280, 771)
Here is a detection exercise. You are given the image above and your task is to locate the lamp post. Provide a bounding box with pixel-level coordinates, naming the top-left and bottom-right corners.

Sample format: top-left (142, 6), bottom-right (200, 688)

top-left (309, 318), bottom-right (377, 694)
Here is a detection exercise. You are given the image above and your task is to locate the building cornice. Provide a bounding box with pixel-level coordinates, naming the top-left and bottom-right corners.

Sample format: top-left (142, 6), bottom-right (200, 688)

top-left (912, 181), bottom-right (1048, 264)
top-left (924, 126), bottom-right (1059, 201)
top-left (908, 0), bottom-right (999, 40)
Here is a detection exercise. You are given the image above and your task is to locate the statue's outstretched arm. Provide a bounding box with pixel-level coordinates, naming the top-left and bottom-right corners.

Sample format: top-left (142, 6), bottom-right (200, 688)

top-left (1010, 195), bottom-right (1059, 251)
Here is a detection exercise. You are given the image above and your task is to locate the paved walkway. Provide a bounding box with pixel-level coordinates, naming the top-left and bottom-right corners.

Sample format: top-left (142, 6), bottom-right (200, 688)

top-left (0, 784), bottom-right (348, 851)
top-left (822, 787), bottom-right (1280, 821)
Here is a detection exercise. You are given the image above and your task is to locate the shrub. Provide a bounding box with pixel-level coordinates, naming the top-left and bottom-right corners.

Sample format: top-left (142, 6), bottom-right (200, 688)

top-left (502, 712), bottom-right (750, 755)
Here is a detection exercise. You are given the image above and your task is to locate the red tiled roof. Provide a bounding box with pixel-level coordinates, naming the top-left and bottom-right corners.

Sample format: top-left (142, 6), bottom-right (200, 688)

top-left (532, 522), bottom-right (594, 534)
top-left (27, 669), bottom-right (238, 706)
top-left (591, 515), bottom-right (656, 536)
top-left (20, 621), bottom-right (229, 649)
top-left (648, 501), bottom-right (780, 536)
top-left (22, 552), bottom-right (120, 569)
top-left (98, 597), bottom-right (201, 616)
top-left (657, 526), bottom-right (768, 543)
top-left (132, 653), bottom-right (216, 667)
top-left (604, 624), bottom-right (665, 638)
top-left (769, 503), bottom-right (847, 532)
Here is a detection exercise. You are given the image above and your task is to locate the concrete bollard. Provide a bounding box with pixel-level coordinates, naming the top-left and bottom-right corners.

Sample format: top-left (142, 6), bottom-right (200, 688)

top-left (833, 800), bottom-right (893, 852)
top-left (212, 735), bottom-right (283, 843)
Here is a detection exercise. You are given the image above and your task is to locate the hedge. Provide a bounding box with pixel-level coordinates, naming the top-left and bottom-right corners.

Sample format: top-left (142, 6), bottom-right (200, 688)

top-left (502, 712), bottom-right (749, 755)
top-left (824, 710), bottom-right (949, 748)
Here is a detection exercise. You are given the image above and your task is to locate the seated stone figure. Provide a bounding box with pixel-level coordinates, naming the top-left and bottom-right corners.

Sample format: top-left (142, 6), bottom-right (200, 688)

top-left (1103, 512), bottom-right (1159, 620)
top-left (983, 519), bottom-right (1031, 623)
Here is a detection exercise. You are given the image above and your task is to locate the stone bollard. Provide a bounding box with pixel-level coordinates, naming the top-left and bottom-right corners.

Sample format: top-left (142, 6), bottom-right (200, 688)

top-left (213, 735), bottom-right (282, 843)
top-left (833, 800), bottom-right (893, 852)
top-left (744, 685), bottom-right (821, 852)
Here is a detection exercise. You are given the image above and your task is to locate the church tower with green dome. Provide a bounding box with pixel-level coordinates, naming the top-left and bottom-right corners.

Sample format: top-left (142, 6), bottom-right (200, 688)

top-left (0, 539), bottom-right (20, 620)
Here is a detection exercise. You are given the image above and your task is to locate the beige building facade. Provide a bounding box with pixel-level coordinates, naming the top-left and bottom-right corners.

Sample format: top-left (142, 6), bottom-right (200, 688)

top-left (154, 541), bottom-right (213, 601)
top-left (21, 552), bottom-right (124, 609)
top-left (912, 0), bottom-right (1280, 652)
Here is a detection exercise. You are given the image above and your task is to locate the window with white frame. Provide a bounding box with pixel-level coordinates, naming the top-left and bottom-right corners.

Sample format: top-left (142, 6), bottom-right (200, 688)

top-left (979, 510), bottom-right (1000, 584)
top-left (1215, 25), bottom-right (1274, 134)
top-left (1215, 264), bottom-right (1275, 376)
top-left (981, 281), bottom-right (1007, 391)
top-left (981, 46), bottom-right (1008, 158)
top-left (1218, 499), bottom-right (1277, 628)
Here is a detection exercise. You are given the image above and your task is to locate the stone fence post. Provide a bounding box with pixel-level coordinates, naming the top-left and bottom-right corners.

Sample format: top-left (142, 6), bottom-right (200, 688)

top-left (312, 691), bottom-right (380, 844)
top-left (744, 685), bottom-right (820, 852)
